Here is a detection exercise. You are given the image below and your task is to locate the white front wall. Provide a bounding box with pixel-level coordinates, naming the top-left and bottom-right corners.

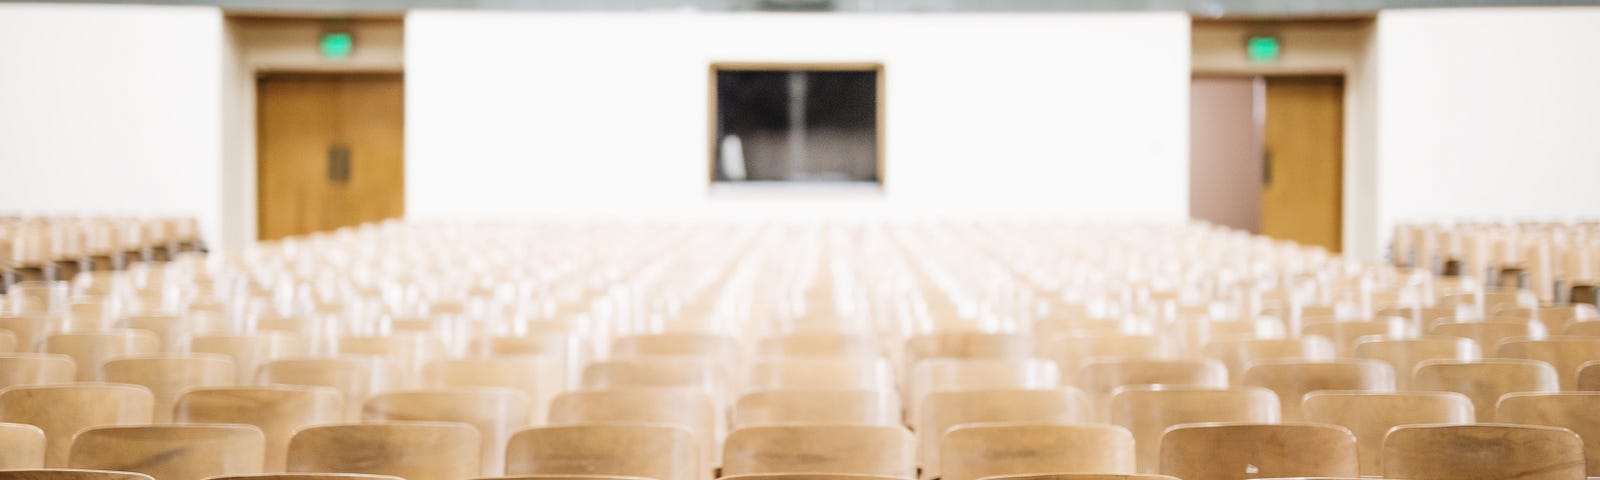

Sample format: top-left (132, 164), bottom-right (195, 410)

top-left (404, 12), bottom-right (1193, 221)
top-left (0, 3), bottom-right (224, 244)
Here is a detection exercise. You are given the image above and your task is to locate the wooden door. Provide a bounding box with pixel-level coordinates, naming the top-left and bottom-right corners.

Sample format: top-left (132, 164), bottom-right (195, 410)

top-left (257, 73), bottom-right (404, 241)
top-left (1261, 76), bottom-right (1343, 252)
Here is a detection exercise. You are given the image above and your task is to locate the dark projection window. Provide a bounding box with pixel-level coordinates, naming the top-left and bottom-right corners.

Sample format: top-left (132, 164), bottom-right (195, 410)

top-left (712, 65), bottom-right (881, 183)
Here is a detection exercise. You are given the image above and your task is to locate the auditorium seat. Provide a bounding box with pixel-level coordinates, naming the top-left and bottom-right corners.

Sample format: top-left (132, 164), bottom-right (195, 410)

top-left (1382, 424), bottom-right (1585, 480)
top-left (0, 316), bottom-right (53, 353)
top-left (45, 330), bottom-right (160, 381)
top-left (0, 470), bottom-right (152, 480)
top-left (189, 333), bottom-right (304, 384)
top-left (1075, 358), bottom-right (1228, 422)
top-left (1158, 423), bottom-right (1358, 480)
top-left (977, 474), bottom-right (1177, 480)
top-left (67, 425), bottom-right (264, 480)
top-left (1427, 320), bottom-right (1543, 352)
top-left (732, 389), bottom-right (900, 427)
top-left (717, 474), bottom-right (904, 480)
top-left (1411, 359), bottom-right (1558, 421)
top-left (1352, 336), bottom-right (1480, 389)
top-left (916, 389), bottom-right (1090, 480)
top-left (580, 358), bottom-right (724, 396)
top-left (548, 388), bottom-right (719, 469)
top-left (422, 356), bottom-right (565, 423)
top-left (939, 423), bottom-right (1135, 480)
top-left (1495, 392), bottom-right (1600, 474)
top-left (1580, 360), bottom-right (1600, 390)
top-left (208, 474), bottom-right (403, 480)
top-left (612, 333), bottom-right (742, 365)
top-left (1106, 386), bottom-right (1279, 473)
top-left (0, 353), bottom-right (75, 388)
top-left (1301, 391), bottom-right (1473, 476)
top-left (721, 425), bottom-right (914, 478)
top-left (172, 386), bottom-right (343, 471)
top-left (904, 332), bottom-right (1034, 374)
top-left (257, 357), bottom-right (392, 421)
top-left (756, 333), bottom-right (882, 358)
top-left (1497, 305), bottom-right (1600, 335)
top-left (1202, 337), bottom-right (1337, 385)
top-left (907, 358), bottom-right (1058, 419)
top-left (0, 383), bottom-right (154, 466)
top-left (101, 354), bottom-right (233, 422)
top-left (363, 388), bottom-right (530, 476)
top-left (1497, 337), bottom-right (1600, 390)
top-left (1566, 320), bottom-right (1600, 336)
top-left (504, 424), bottom-right (700, 480)
top-left (1300, 318), bottom-right (1409, 356)
top-left (1046, 335), bottom-right (1178, 380)
top-left (747, 358), bottom-right (893, 391)
top-left (338, 334), bottom-right (447, 389)
top-left (0, 422), bottom-right (46, 468)
top-left (287, 422), bottom-right (480, 480)
top-left (1240, 359), bottom-right (1395, 421)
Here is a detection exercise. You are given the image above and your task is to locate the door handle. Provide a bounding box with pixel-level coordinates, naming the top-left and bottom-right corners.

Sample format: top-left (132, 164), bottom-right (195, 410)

top-left (327, 143), bottom-right (351, 184)
top-left (1261, 148), bottom-right (1273, 186)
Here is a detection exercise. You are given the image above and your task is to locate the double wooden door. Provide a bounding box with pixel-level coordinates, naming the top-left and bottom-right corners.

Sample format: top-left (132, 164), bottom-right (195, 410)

top-left (257, 73), bottom-right (404, 241)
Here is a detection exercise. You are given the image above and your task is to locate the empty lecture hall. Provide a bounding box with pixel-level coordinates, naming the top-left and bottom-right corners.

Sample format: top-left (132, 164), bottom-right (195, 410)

top-left (3, 0), bottom-right (1600, 479)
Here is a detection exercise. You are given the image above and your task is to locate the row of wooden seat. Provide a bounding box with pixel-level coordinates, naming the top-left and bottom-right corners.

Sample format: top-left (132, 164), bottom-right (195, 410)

top-left (3, 221), bottom-right (1600, 480)
top-left (1394, 221), bottom-right (1600, 305)
top-left (0, 409), bottom-right (1589, 480)
top-left (1, 217), bottom-right (203, 290)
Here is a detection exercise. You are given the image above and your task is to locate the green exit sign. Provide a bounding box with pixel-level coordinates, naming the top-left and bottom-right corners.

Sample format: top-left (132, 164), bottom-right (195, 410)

top-left (1246, 35), bottom-right (1281, 63)
top-left (320, 32), bottom-right (353, 60)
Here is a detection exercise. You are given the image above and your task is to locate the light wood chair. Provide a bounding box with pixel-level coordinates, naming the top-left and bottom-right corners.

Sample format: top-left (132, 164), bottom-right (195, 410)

top-left (1496, 392), bottom-right (1600, 475)
top-left (422, 356), bottom-right (565, 426)
top-left (1412, 359), bottom-right (1558, 421)
top-left (0, 316), bottom-right (53, 353)
top-left (1301, 391), bottom-right (1474, 476)
top-left (173, 386), bottom-right (343, 472)
top-left (1107, 386), bottom-right (1279, 474)
top-left (286, 422), bottom-right (479, 480)
top-left (115, 315), bottom-right (225, 354)
top-left (1498, 305), bottom-right (1599, 335)
top-left (1046, 335), bottom-right (1177, 381)
top-left (471, 476), bottom-right (650, 480)
top-left (0, 383), bottom-right (154, 466)
top-left (0, 422), bottom-right (46, 468)
top-left (190, 333), bottom-right (303, 384)
top-left (733, 389), bottom-right (900, 427)
top-left (1382, 424), bottom-right (1585, 480)
top-left (612, 333), bottom-right (740, 364)
top-left (1202, 337), bottom-right (1337, 385)
top-left (1158, 423), bottom-right (1358, 480)
top-left (1301, 318), bottom-right (1408, 356)
top-left (1076, 358), bottom-right (1228, 422)
top-left (905, 332), bottom-right (1034, 369)
top-left (722, 425), bottom-right (914, 478)
top-left (363, 388), bottom-right (531, 476)
top-left (1497, 337), bottom-right (1600, 390)
top-left (1240, 359), bottom-right (1395, 421)
top-left (581, 358), bottom-right (722, 397)
top-left (45, 330), bottom-right (160, 381)
top-left (757, 333), bottom-right (881, 358)
top-left (257, 357), bottom-right (391, 421)
top-left (916, 389), bottom-right (1090, 480)
top-left (101, 354), bottom-right (233, 423)
top-left (68, 425), bottom-right (264, 480)
top-left (549, 388), bottom-right (718, 470)
top-left (1566, 321), bottom-right (1600, 336)
top-left (1352, 336), bottom-right (1480, 389)
top-left (717, 475), bottom-right (903, 480)
top-left (337, 334), bottom-right (446, 389)
top-left (1581, 360), bottom-right (1600, 390)
top-left (205, 474), bottom-right (402, 480)
top-left (748, 358), bottom-right (893, 391)
top-left (940, 422), bottom-right (1134, 480)
top-left (1429, 320), bottom-right (1542, 352)
top-left (0, 329), bottom-right (17, 353)
top-left (504, 424), bottom-right (700, 480)
top-left (977, 474), bottom-right (1178, 480)
top-left (0, 353), bottom-right (75, 388)
top-left (907, 358), bottom-right (1058, 420)
top-left (0, 470), bottom-right (153, 480)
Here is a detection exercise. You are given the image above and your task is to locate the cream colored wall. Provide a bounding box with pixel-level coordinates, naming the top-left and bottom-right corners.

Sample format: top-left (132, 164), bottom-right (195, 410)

top-left (1191, 20), bottom-right (1379, 258)
top-left (220, 17), bottom-right (403, 248)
